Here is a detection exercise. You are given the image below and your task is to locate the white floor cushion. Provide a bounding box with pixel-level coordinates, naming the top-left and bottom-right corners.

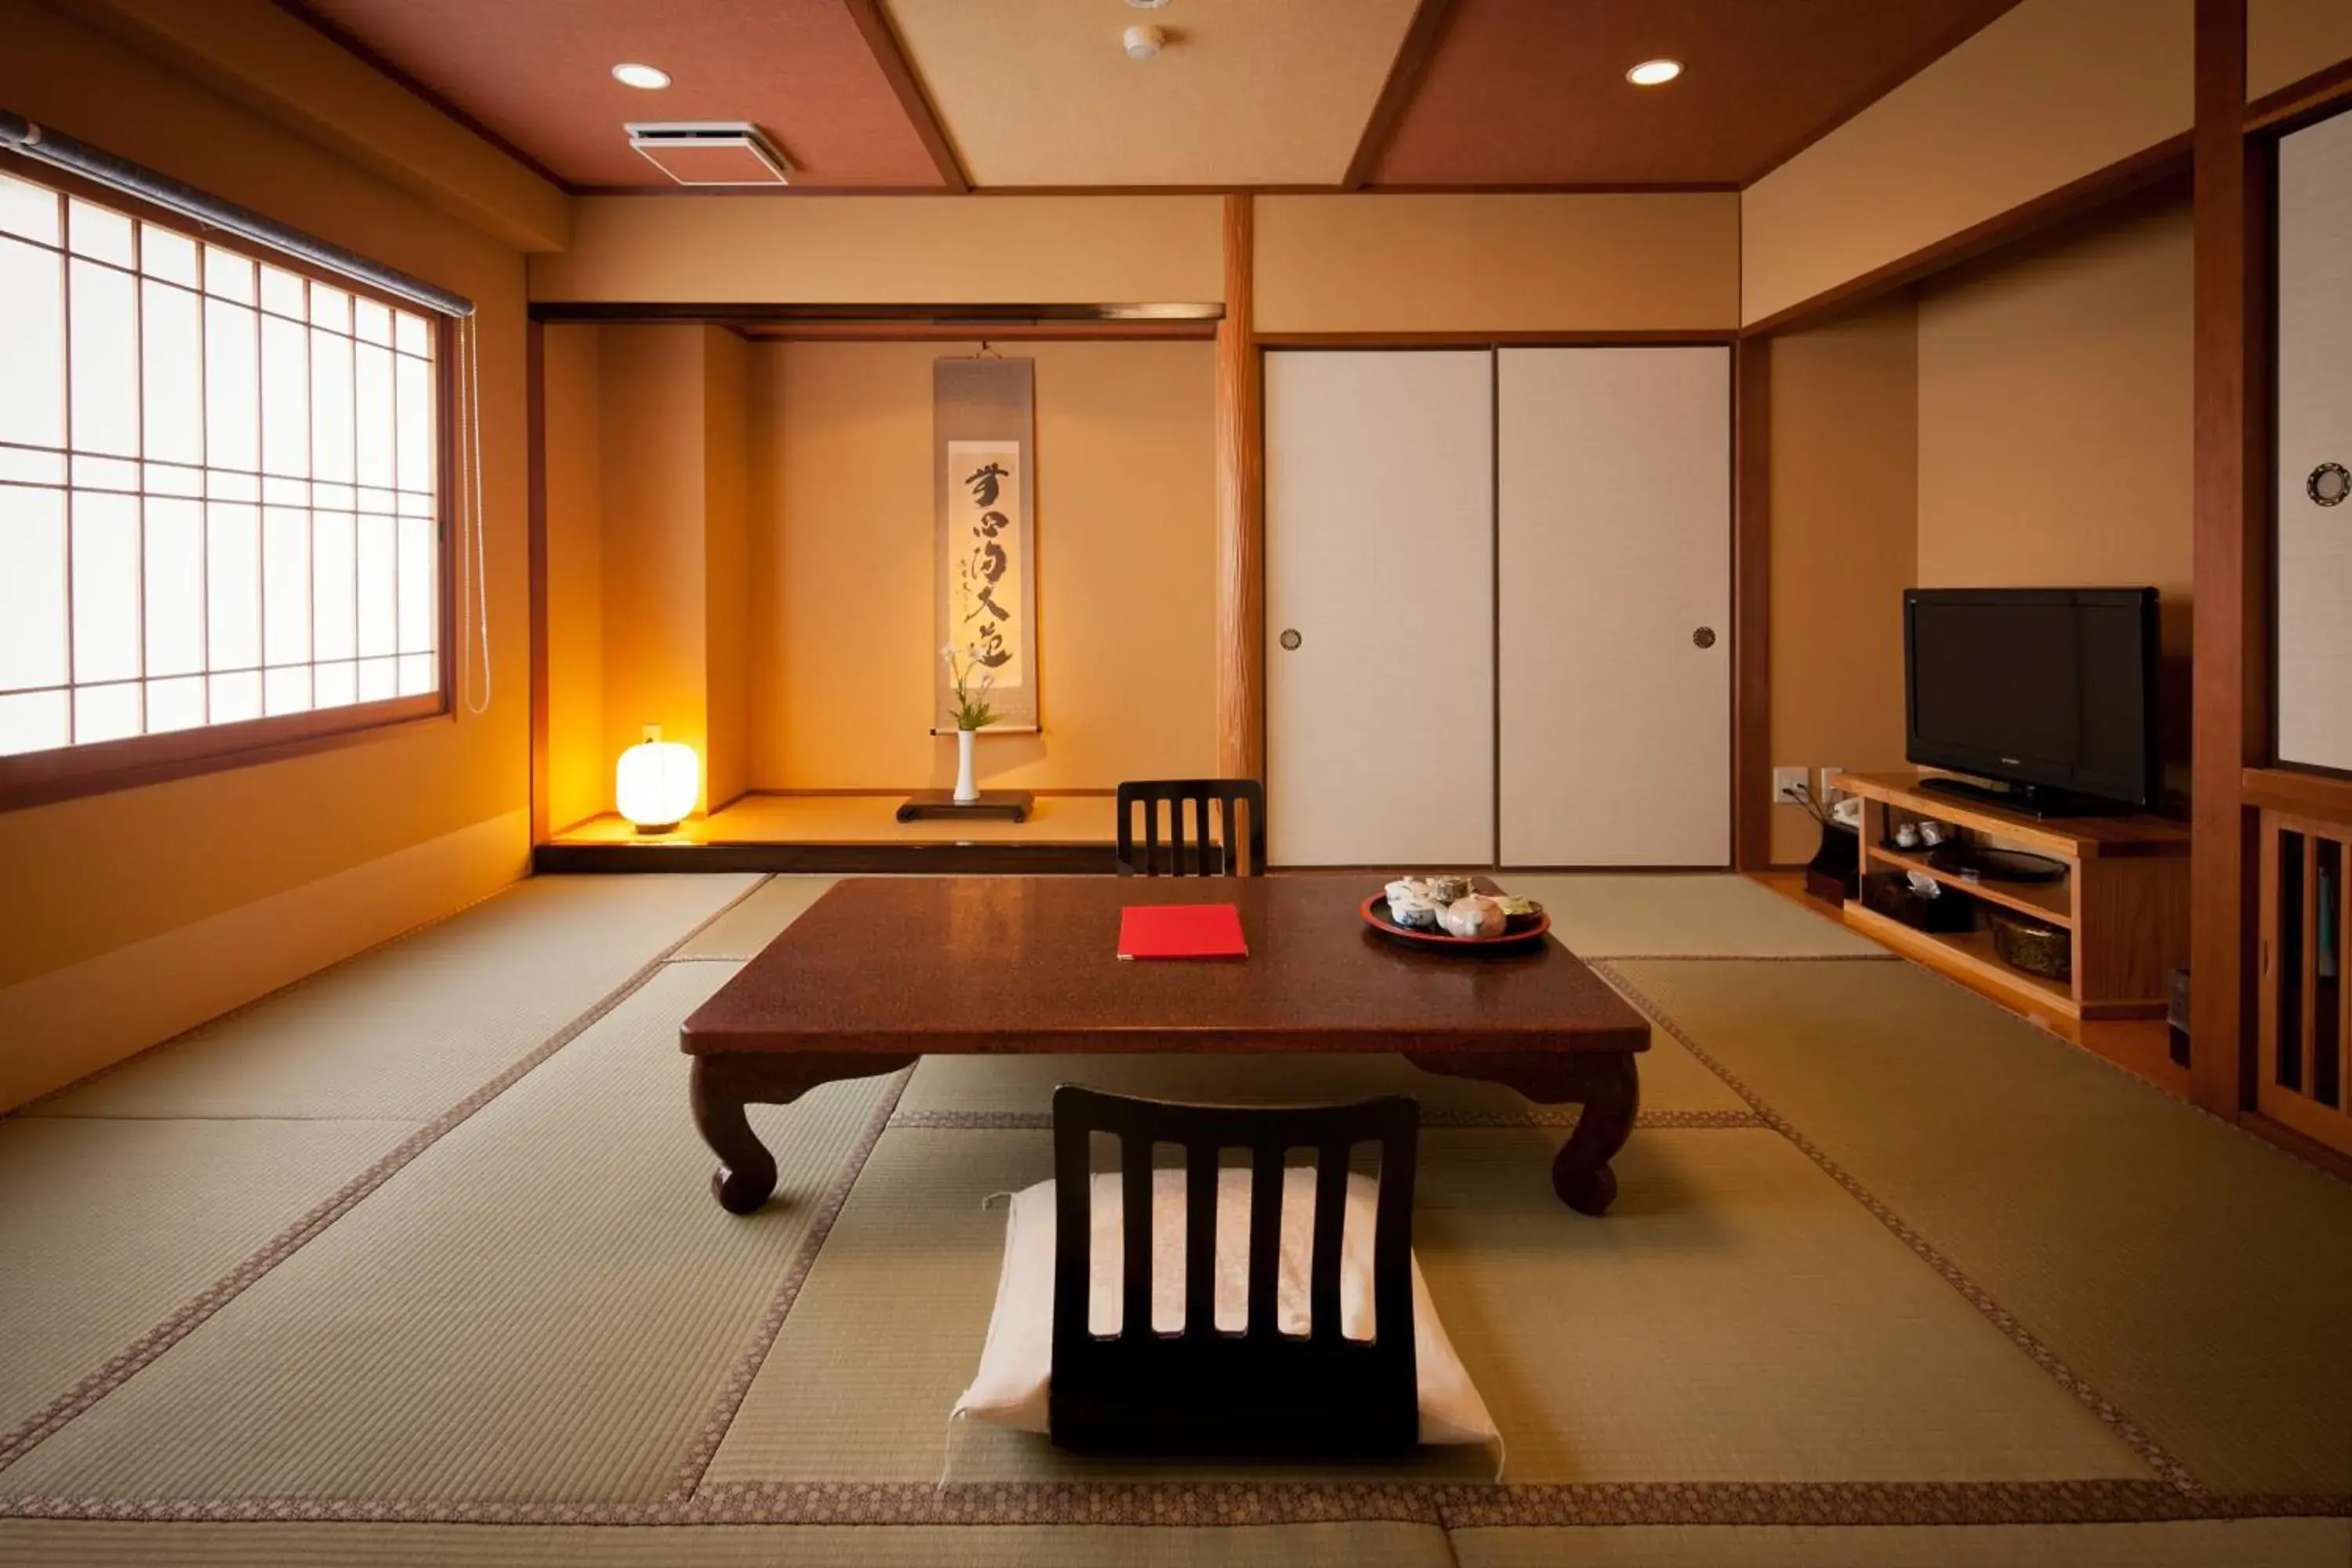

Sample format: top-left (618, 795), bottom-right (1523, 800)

top-left (953, 1165), bottom-right (1497, 1446)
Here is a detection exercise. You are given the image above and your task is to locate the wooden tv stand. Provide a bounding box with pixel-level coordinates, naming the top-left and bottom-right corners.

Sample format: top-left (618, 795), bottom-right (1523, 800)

top-left (1830, 772), bottom-right (2189, 1023)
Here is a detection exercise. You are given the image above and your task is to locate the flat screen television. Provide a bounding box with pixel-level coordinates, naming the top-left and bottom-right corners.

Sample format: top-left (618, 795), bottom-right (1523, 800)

top-left (1903, 587), bottom-right (2160, 814)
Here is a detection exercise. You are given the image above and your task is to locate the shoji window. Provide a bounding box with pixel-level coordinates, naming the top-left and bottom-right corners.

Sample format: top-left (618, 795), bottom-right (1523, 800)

top-left (0, 162), bottom-right (445, 783)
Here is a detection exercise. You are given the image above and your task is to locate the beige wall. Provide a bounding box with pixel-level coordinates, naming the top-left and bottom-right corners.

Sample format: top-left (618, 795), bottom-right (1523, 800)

top-left (2251, 0), bottom-right (2352, 100)
top-left (0, 0), bottom-right (533, 1109)
top-left (705, 328), bottom-right (753, 809)
top-left (1767, 303), bottom-right (1920, 866)
top-left (1915, 202), bottom-right (2196, 786)
top-left (749, 340), bottom-right (1219, 792)
top-left (541, 325), bottom-right (606, 834)
top-left (583, 325), bottom-right (754, 818)
top-left (1255, 194), bottom-right (1740, 333)
top-left (529, 196), bottom-right (1224, 306)
top-left (1741, 0), bottom-right (2193, 327)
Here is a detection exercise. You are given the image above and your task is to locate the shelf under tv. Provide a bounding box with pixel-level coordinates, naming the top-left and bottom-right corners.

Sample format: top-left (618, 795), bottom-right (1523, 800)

top-left (1831, 771), bottom-right (2190, 1023)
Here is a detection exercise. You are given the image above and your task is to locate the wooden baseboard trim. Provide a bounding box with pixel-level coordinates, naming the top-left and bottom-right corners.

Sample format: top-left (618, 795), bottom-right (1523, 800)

top-left (2241, 1110), bottom-right (2352, 1185)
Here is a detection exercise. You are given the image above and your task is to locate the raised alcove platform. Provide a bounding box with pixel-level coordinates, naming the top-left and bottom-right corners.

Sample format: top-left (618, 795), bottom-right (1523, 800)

top-left (537, 793), bottom-right (1118, 875)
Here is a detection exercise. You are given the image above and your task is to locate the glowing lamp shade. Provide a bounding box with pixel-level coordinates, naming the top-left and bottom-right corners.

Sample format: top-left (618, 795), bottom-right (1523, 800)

top-left (617, 727), bottom-right (699, 833)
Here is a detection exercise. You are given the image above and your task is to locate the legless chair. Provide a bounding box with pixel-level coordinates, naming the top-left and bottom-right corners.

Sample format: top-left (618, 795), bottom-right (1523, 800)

top-left (1113, 779), bottom-right (1266, 877)
top-left (1047, 1085), bottom-right (1418, 1457)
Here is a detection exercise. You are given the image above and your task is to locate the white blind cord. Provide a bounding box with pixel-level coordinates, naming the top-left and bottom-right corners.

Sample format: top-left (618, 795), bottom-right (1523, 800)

top-left (459, 314), bottom-right (492, 717)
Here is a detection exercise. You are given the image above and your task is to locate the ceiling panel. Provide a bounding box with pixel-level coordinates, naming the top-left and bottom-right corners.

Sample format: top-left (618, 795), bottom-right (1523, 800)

top-left (1374, 0), bottom-right (2024, 187)
top-left (291, 0), bottom-right (946, 189)
top-left (885, 0), bottom-right (1421, 187)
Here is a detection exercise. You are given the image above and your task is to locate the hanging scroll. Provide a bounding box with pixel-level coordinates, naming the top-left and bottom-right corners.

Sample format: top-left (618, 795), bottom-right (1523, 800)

top-left (935, 358), bottom-right (1038, 731)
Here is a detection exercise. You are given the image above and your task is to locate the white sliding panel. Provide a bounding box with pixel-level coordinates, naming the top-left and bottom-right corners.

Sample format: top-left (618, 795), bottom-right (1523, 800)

top-left (1497, 347), bottom-right (1730, 866)
top-left (2277, 107), bottom-right (2352, 772)
top-left (1266, 350), bottom-right (1494, 866)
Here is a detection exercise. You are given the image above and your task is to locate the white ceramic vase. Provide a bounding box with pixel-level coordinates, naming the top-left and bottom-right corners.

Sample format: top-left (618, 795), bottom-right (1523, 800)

top-left (953, 728), bottom-right (979, 804)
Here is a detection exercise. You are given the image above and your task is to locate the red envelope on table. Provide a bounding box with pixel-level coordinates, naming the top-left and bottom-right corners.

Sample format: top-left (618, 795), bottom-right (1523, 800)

top-left (1116, 904), bottom-right (1247, 960)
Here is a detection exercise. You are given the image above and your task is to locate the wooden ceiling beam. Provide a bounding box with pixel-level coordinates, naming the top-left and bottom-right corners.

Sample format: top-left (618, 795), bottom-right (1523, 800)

top-left (1340, 0), bottom-right (1458, 191)
top-left (842, 0), bottom-right (970, 194)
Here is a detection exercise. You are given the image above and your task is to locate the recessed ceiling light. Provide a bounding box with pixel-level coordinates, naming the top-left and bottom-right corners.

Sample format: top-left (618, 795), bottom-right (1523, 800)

top-left (1627, 59), bottom-right (1683, 86)
top-left (612, 63), bottom-right (671, 90)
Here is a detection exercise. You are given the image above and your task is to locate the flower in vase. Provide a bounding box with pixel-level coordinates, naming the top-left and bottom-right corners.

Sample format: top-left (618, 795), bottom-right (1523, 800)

top-left (942, 644), bottom-right (999, 732)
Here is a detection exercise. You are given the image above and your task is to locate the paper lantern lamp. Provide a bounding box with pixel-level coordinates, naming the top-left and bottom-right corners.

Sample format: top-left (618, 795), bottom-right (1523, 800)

top-left (617, 725), bottom-right (699, 834)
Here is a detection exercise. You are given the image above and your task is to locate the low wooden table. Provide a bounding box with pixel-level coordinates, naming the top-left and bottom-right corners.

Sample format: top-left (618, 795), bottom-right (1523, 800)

top-left (680, 874), bottom-right (1650, 1216)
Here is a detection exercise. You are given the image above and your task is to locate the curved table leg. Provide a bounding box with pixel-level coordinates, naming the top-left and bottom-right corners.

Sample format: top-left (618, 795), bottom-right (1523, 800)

top-left (1403, 1051), bottom-right (1642, 1215)
top-left (690, 1053), bottom-right (917, 1214)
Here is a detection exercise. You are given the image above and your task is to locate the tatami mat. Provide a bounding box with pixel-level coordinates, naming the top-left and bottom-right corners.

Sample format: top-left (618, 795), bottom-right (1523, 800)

top-left (27, 874), bottom-right (759, 1122)
top-left (895, 1039), bottom-right (1749, 1120)
top-left (1496, 874), bottom-right (1881, 959)
top-left (1450, 1519), bottom-right (2352, 1567)
top-left (670, 876), bottom-right (835, 960)
top-left (0, 1521), bottom-right (1456, 1567)
top-left (1610, 958), bottom-right (2352, 1497)
top-left (0, 963), bottom-right (891, 1504)
top-left (704, 1125), bottom-right (2147, 1487)
top-left (0, 1116), bottom-right (410, 1437)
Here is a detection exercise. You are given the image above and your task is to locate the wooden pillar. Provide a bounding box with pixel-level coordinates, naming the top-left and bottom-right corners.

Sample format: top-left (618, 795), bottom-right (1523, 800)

top-left (1214, 194), bottom-right (1265, 782)
top-left (2189, 0), bottom-right (2269, 1116)
top-left (526, 318), bottom-right (550, 846)
top-left (1732, 336), bottom-right (1773, 872)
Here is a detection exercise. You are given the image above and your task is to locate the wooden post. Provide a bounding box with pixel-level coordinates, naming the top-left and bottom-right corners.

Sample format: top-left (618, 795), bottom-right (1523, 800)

top-left (2189, 0), bottom-right (2270, 1117)
top-left (1733, 336), bottom-right (1773, 871)
top-left (1214, 194), bottom-right (1265, 783)
top-left (526, 318), bottom-right (550, 847)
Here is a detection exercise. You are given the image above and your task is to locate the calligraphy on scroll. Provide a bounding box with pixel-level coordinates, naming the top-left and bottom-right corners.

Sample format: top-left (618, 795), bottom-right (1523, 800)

top-left (945, 439), bottom-right (1025, 690)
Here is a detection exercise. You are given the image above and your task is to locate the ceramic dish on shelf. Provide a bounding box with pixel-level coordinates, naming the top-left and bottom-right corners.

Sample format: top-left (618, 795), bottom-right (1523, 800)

top-left (1361, 895), bottom-right (1551, 953)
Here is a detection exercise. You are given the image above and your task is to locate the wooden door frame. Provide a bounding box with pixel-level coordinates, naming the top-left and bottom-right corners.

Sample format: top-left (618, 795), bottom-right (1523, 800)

top-left (2189, 0), bottom-right (2272, 1120)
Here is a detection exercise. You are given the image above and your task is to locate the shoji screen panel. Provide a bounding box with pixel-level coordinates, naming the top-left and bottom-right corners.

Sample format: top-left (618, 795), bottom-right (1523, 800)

top-left (1497, 347), bottom-right (1731, 867)
top-left (1265, 350), bottom-right (1494, 866)
top-left (2277, 107), bottom-right (2352, 772)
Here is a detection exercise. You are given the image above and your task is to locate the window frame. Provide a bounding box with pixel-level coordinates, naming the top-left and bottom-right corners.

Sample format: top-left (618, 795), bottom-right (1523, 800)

top-left (0, 151), bottom-right (459, 812)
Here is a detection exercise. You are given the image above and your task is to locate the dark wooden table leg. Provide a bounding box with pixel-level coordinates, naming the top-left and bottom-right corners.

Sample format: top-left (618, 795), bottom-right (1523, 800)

top-left (690, 1052), bottom-right (917, 1214)
top-left (1545, 1053), bottom-right (1639, 1215)
top-left (1403, 1051), bottom-right (1642, 1215)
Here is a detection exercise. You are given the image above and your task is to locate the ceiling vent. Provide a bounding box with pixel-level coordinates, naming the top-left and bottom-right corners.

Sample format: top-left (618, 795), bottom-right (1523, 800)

top-left (626, 122), bottom-right (791, 186)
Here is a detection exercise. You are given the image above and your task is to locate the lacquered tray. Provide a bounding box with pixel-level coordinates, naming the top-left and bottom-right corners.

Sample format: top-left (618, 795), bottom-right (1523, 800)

top-left (1360, 895), bottom-right (1551, 952)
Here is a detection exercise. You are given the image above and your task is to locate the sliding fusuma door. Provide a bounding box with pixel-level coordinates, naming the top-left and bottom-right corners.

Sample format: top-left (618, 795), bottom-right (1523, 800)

top-left (1265, 351), bottom-right (1495, 866)
top-left (2278, 107), bottom-right (2352, 775)
top-left (1497, 347), bottom-right (1730, 866)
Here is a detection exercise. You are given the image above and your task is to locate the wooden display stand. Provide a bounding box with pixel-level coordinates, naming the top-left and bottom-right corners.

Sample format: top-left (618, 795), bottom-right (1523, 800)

top-left (1831, 772), bottom-right (2190, 1023)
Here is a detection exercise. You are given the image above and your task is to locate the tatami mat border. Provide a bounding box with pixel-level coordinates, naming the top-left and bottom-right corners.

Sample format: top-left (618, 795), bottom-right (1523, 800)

top-left (1591, 960), bottom-right (2205, 1497)
top-left (0, 875), bottom-right (777, 1478)
top-left (666, 1068), bottom-right (916, 1502)
top-left (2, 1481), bottom-right (2345, 1529)
top-left (883, 1109), bottom-right (1770, 1131)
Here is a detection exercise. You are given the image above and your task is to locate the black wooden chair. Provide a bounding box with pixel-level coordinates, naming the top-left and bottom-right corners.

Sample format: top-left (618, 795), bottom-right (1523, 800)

top-left (1113, 779), bottom-right (1266, 877)
top-left (1048, 1084), bottom-right (1419, 1457)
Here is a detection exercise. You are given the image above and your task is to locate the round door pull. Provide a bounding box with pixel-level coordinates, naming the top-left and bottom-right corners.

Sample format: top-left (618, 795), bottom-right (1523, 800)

top-left (1279, 628), bottom-right (1303, 651)
top-left (1692, 626), bottom-right (1717, 649)
top-left (2310, 462), bottom-right (2350, 508)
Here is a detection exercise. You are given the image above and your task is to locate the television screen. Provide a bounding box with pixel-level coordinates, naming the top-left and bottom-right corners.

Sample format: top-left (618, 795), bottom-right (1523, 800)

top-left (1904, 588), bottom-right (2159, 808)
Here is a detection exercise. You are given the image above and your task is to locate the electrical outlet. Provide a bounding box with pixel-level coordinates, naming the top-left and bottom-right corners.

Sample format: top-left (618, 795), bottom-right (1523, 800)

top-left (1773, 766), bottom-right (1809, 806)
top-left (1818, 765), bottom-right (1846, 802)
